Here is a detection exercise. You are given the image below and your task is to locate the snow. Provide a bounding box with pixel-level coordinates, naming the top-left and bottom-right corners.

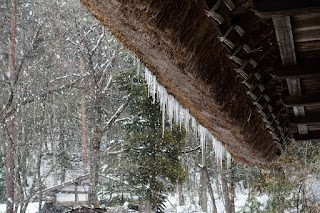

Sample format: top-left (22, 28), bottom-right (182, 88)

top-left (164, 188), bottom-right (269, 213)
top-left (56, 193), bottom-right (88, 202)
top-left (7, 198), bottom-right (12, 204)
top-left (144, 68), bottom-right (230, 164)
top-left (0, 202), bottom-right (44, 213)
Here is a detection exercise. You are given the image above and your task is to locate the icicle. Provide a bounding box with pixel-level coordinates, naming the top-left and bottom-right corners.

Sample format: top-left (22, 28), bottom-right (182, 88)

top-left (226, 152), bottom-right (232, 169)
top-left (167, 95), bottom-right (174, 127)
top-left (198, 125), bottom-right (207, 165)
top-left (143, 67), bottom-right (232, 166)
top-left (152, 75), bottom-right (156, 104)
top-left (162, 99), bottom-right (166, 137)
top-left (136, 58), bottom-right (140, 78)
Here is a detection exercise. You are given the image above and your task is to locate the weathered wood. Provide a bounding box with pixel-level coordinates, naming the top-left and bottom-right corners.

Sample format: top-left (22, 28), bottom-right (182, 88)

top-left (254, 0), bottom-right (320, 18)
top-left (283, 92), bottom-right (320, 107)
top-left (273, 16), bottom-right (308, 135)
top-left (294, 130), bottom-right (320, 141)
top-left (289, 111), bottom-right (320, 126)
top-left (306, 125), bottom-right (320, 132)
top-left (55, 190), bottom-right (88, 194)
top-left (274, 63), bottom-right (320, 79)
top-left (292, 14), bottom-right (320, 30)
top-left (273, 17), bottom-right (297, 66)
top-left (296, 40), bottom-right (320, 52)
top-left (293, 26), bottom-right (320, 43)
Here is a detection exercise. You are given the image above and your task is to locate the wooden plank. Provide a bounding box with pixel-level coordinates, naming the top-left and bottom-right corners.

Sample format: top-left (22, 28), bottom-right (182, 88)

top-left (294, 130), bottom-right (320, 141)
top-left (292, 14), bottom-right (320, 30)
top-left (283, 92), bottom-right (320, 107)
top-left (296, 40), bottom-right (320, 52)
top-left (274, 63), bottom-right (320, 79)
top-left (55, 190), bottom-right (88, 194)
top-left (289, 111), bottom-right (320, 126)
top-left (273, 17), bottom-right (297, 65)
top-left (55, 201), bottom-right (88, 207)
top-left (254, 0), bottom-right (320, 18)
top-left (307, 124), bottom-right (320, 131)
top-left (273, 16), bottom-right (308, 135)
top-left (293, 26), bottom-right (320, 43)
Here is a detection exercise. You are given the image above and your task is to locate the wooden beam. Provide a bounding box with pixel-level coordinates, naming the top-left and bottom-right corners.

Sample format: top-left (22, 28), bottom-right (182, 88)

top-left (254, 0), bottom-right (320, 18)
top-left (293, 26), bottom-right (320, 43)
top-left (55, 201), bottom-right (88, 207)
top-left (274, 63), bottom-right (320, 79)
top-left (273, 16), bottom-right (308, 135)
top-left (289, 111), bottom-right (320, 126)
top-left (283, 92), bottom-right (320, 107)
top-left (294, 130), bottom-right (320, 141)
top-left (57, 190), bottom-right (88, 194)
top-left (273, 17), bottom-right (297, 65)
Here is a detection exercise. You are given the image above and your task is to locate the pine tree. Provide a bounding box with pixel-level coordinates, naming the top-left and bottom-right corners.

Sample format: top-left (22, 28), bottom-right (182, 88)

top-left (117, 68), bottom-right (186, 212)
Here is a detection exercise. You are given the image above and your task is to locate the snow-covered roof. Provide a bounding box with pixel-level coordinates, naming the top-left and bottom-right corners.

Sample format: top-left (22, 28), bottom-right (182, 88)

top-left (42, 174), bottom-right (113, 196)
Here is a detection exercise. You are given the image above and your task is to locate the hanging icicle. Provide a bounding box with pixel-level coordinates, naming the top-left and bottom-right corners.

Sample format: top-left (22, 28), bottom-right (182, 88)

top-left (144, 67), bottom-right (231, 165)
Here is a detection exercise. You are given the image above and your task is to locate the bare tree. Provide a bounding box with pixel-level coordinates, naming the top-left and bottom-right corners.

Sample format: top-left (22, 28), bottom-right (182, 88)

top-left (6, 0), bottom-right (17, 212)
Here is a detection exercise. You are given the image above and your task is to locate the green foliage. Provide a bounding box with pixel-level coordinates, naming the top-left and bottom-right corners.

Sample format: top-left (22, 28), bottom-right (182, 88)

top-left (239, 195), bottom-right (264, 213)
top-left (116, 67), bottom-right (186, 211)
top-left (240, 140), bottom-right (320, 212)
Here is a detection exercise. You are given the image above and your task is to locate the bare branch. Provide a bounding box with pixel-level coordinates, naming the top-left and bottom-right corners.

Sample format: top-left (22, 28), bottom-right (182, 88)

top-left (1, 73), bottom-right (90, 123)
top-left (115, 117), bottom-right (133, 123)
top-left (181, 146), bottom-right (201, 154)
top-left (90, 27), bottom-right (105, 56)
top-left (103, 149), bottom-right (124, 157)
top-left (15, 24), bottom-right (43, 86)
top-left (100, 75), bottom-right (113, 95)
top-left (101, 99), bottom-right (130, 133)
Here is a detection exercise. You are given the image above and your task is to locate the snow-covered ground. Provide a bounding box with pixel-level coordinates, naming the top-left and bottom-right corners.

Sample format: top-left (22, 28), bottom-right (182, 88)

top-left (0, 202), bottom-right (43, 213)
top-left (164, 188), bottom-right (268, 213)
top-left (1, 178), bottom-right (319, 213)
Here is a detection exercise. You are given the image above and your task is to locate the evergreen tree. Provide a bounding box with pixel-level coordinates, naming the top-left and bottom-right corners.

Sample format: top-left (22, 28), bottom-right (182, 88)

top-left (117, 68), bottom-right (186, 212)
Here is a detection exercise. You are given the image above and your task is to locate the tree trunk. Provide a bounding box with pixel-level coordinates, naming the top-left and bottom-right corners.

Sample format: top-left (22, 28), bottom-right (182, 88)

top-left (199, 168), bottom-right (208, 212)
top-left (37, 134), bottom-right (44, 213)
top-left (49, 94), bottom-right (58, 185)
top-left (221, 159), bottom-right (231, 213)
top-left (204, 166), bottom-right (217, 213)
top-left (89, 97), bottom-right (103, 207)
top-left (79, 4), bottom-right (88, 174)
top-left (199, 138), bottom-right (207, 212)
top-left (178, 183), bottom-right (184, 205)
top-left (212, 155), bottom-right (221, 199)
top-left (230, 162), bottom-right (235, 213)
top-left (6, 0), bottom-right (17, 212)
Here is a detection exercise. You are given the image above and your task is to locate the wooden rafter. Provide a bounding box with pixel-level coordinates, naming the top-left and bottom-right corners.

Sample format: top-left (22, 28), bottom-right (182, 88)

top-left (283, 92), bottom-right (320, 107)
top-left (274, 63), bottom-right (320, 79)
top-left (289, 111), bottom-right (320, 126)
top-left (295, 130), bottom-right (320, 141)
top-left (254, 0), bottom-right (320, 18)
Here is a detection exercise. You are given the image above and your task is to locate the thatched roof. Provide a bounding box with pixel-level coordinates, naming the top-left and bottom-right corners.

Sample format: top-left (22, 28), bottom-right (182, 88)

top-left (80, 0), bottom-right (320, 163)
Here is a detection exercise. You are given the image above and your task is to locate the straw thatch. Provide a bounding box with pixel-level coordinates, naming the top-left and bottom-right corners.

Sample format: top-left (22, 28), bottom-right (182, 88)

top-left (80, 0), bottom-right (290, 163)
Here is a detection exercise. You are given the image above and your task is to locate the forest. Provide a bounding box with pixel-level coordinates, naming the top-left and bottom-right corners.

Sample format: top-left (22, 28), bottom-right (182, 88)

top-left (0, 0), bottom-right (320, 212)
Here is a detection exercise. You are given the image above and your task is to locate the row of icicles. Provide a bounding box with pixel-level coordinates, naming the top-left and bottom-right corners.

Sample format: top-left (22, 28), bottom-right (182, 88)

top-left (142, 66), bottom-right (232, 167)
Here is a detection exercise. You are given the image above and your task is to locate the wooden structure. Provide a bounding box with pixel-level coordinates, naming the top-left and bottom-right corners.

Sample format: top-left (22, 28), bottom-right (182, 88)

top-left (80, 0), bottom-right (320, 163)
top-left (42, 174), bottom-right (110, 207)
top-left (66, 206), bottom-right (107, 213)
top-left (255, 0), bottom-right (320, 141)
